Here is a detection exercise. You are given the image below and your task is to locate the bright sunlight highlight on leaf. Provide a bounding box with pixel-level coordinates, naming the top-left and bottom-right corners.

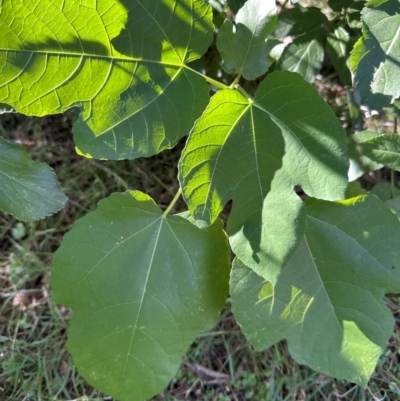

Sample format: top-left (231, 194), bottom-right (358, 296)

top-left (350, 0), bottom-right (400, 110)
top-left (231, 187), bottom-right (400, 386)
top-left (179, 71), bottom-right (348, 283)
top-left (0, 0), bottom-right (213, 160)
top-left (52, 191), bottom-right (230, 401)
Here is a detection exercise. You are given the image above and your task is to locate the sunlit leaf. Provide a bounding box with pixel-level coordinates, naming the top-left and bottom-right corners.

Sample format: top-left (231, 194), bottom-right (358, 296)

top-left (179, 71), bottom-right (348, 283)
top-left (231, 187), bottom-right (400, 386)
top-left (52, 191), bottom-right (230, 401)
top-left (0, 137), bottom-right (66, 221)
top-left (217, 0), bottom-right (277, 80)
top-left (350, 0), bottom-right (400, 110)
top-left (0, 0), bottom-right (213, 160)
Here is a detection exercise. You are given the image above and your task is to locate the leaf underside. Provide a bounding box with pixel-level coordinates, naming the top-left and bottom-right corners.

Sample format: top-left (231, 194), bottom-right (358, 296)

top-left (231, 189), bottom-right (400, 386)
top-left (179, 71), bottom-right (348, 283)
top-left (0, 0), bottom-right (213, 160)
top-left (0, 137), bottom-right (67, 221)
top-left (51, 191), bottom-right (230, 401)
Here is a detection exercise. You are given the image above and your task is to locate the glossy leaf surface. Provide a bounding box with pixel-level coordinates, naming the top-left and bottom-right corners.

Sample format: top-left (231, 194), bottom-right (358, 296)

top-left (350, 0), bottom-right (400, 110)
top-left (231, 189), bottom-right (400, 386)
top-left (217, 0), bottom-right (277, 80)
top-left (0, 137), bottom-right (66, 221)
top-left (179, 71), bottom-right (348, 283)
top-left (52, 191), bottom-right (230, 401)
top-left (0, 0), bottom-right (213, 160)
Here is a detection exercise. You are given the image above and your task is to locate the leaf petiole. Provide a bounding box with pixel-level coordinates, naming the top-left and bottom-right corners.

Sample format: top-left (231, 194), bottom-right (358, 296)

top-left (183, 65), bottom-right (229, 90)
top-left (163, 188), bottom-right (182, 216)
top-left (233, 84), bottom-right (252, 102)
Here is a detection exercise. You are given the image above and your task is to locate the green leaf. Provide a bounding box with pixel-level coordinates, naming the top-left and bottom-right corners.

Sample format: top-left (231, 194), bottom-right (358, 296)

top-left (385, 196), bottom-right (400, 218)
top-left (0, 137), bottom-right (67, 221)
top-left (361, 133), bottom-right (400, 170)
top-left (179, 71), bottom-right (348, 283)
top-left (350, 0), bottom-right (400, 110)
top-left (273, 7), bottom-right (328, 39)
top-left (227, 0), bottom-right (248, 14)
top-left (326, 26), bottom-right (352, 87)
top-left (231, 191), bottom-right (400, 386)
top-left (216, 0), bottom-right (277, 80)
top-left (347, 131), bottom-right (383, 181)
top-left (276, 31), bottom-right (325, 82)
top-left (52, 191), bottom-right (230, 401)
top-left (0, 0), bottom-right (213, 160)
top-left (370, 182), bottom-right (400, 201)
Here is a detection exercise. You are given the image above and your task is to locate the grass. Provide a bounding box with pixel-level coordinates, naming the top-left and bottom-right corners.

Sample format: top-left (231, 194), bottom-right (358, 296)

top-left (0, 106), bottom-right (400, 401)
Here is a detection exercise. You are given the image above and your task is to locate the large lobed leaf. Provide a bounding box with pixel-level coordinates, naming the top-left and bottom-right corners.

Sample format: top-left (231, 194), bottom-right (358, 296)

top-left (179, 71), bottom-right (348, 283)
top-left (217, 0), bottom-right (277, 80)
top-left (52, 191), bottom-right (230, 401)
top-left (0, 137), bottom-right (66, 221)
top-left (350, 0), bottom-right (400, 110)
top-left (231, 186), bottom-right (400, 386)
top-left (0, 0), bottom-right (213, 160)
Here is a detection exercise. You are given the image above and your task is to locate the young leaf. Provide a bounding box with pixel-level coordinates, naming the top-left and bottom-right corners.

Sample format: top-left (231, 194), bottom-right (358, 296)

top-left (231, 191), bottom-right (400, 386)
top-left (0, 0), bottom-right (213, 160)
top-left (179, 71), bottom-right (348, 283)
top-left (350, 0), bottom-right (400, 110)
top-left (0, 137), bottom-right (67, 221)
top-left (216, 0), bottom-right (277, 80)
top-left (51, 191), bottom-right (230, 401)
top-left (361, 133), bottom-right (400, 170)
top-left (347, 131), bottom-right (383, 181)
top-left (276, 31), bottom-right (325, 83)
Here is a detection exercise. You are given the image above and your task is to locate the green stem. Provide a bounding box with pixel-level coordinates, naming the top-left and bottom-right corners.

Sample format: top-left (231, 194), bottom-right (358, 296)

top-left (230, 73), bottom-right (242, 89)
top-left (183, 65), bottom-right (229, 90)
top-left (394, 116), bottom-right (398, 134)
top-left (234, 84), bottom-right (252, 101)
top-left (391, 169), bottom-right (396, 198)
top-left (163, 188), bottom-right (182, 216)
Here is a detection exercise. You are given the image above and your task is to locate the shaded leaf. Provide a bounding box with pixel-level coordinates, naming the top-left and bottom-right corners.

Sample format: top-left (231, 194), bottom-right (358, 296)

top-left (52, 191), bottom-right (230, 401)
top-left (217, 0), bottom-right (277, 80)
top-left (231, 190), bottom-right (400, 386)
top-left (347, 131), bottom-right (383, 181)
top-left (273, 7), bottom-right (328, 39)
top-left (227, 0), bottom-right (248, 14)
top-left (326, 26), bottom-right (352, 87)
top-left (370, 182), bottom-right (400, 201)
top-left (179, 71), bottom-right (348, 283)
top-left (385, 196), bottom-right (400, 218)
top-left (350, 0), bottom-right (400, 110)
top-left (361, 133), bottom-right (400, 170)
top-left (0, 137), bottom-right (67, 221)
top-left (277, 31), bottom-right (325, 82)
top-left (0, 0), bottom-right (213, 160)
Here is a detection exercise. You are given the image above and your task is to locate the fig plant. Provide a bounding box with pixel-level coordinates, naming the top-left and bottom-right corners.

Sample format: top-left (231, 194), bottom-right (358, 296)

top-left (1, 0), bottom-right (400, 400)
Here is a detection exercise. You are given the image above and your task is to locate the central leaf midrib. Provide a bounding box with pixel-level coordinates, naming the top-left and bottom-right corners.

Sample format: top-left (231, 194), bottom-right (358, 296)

top-left (122, 217), bottom-right (164, 377)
